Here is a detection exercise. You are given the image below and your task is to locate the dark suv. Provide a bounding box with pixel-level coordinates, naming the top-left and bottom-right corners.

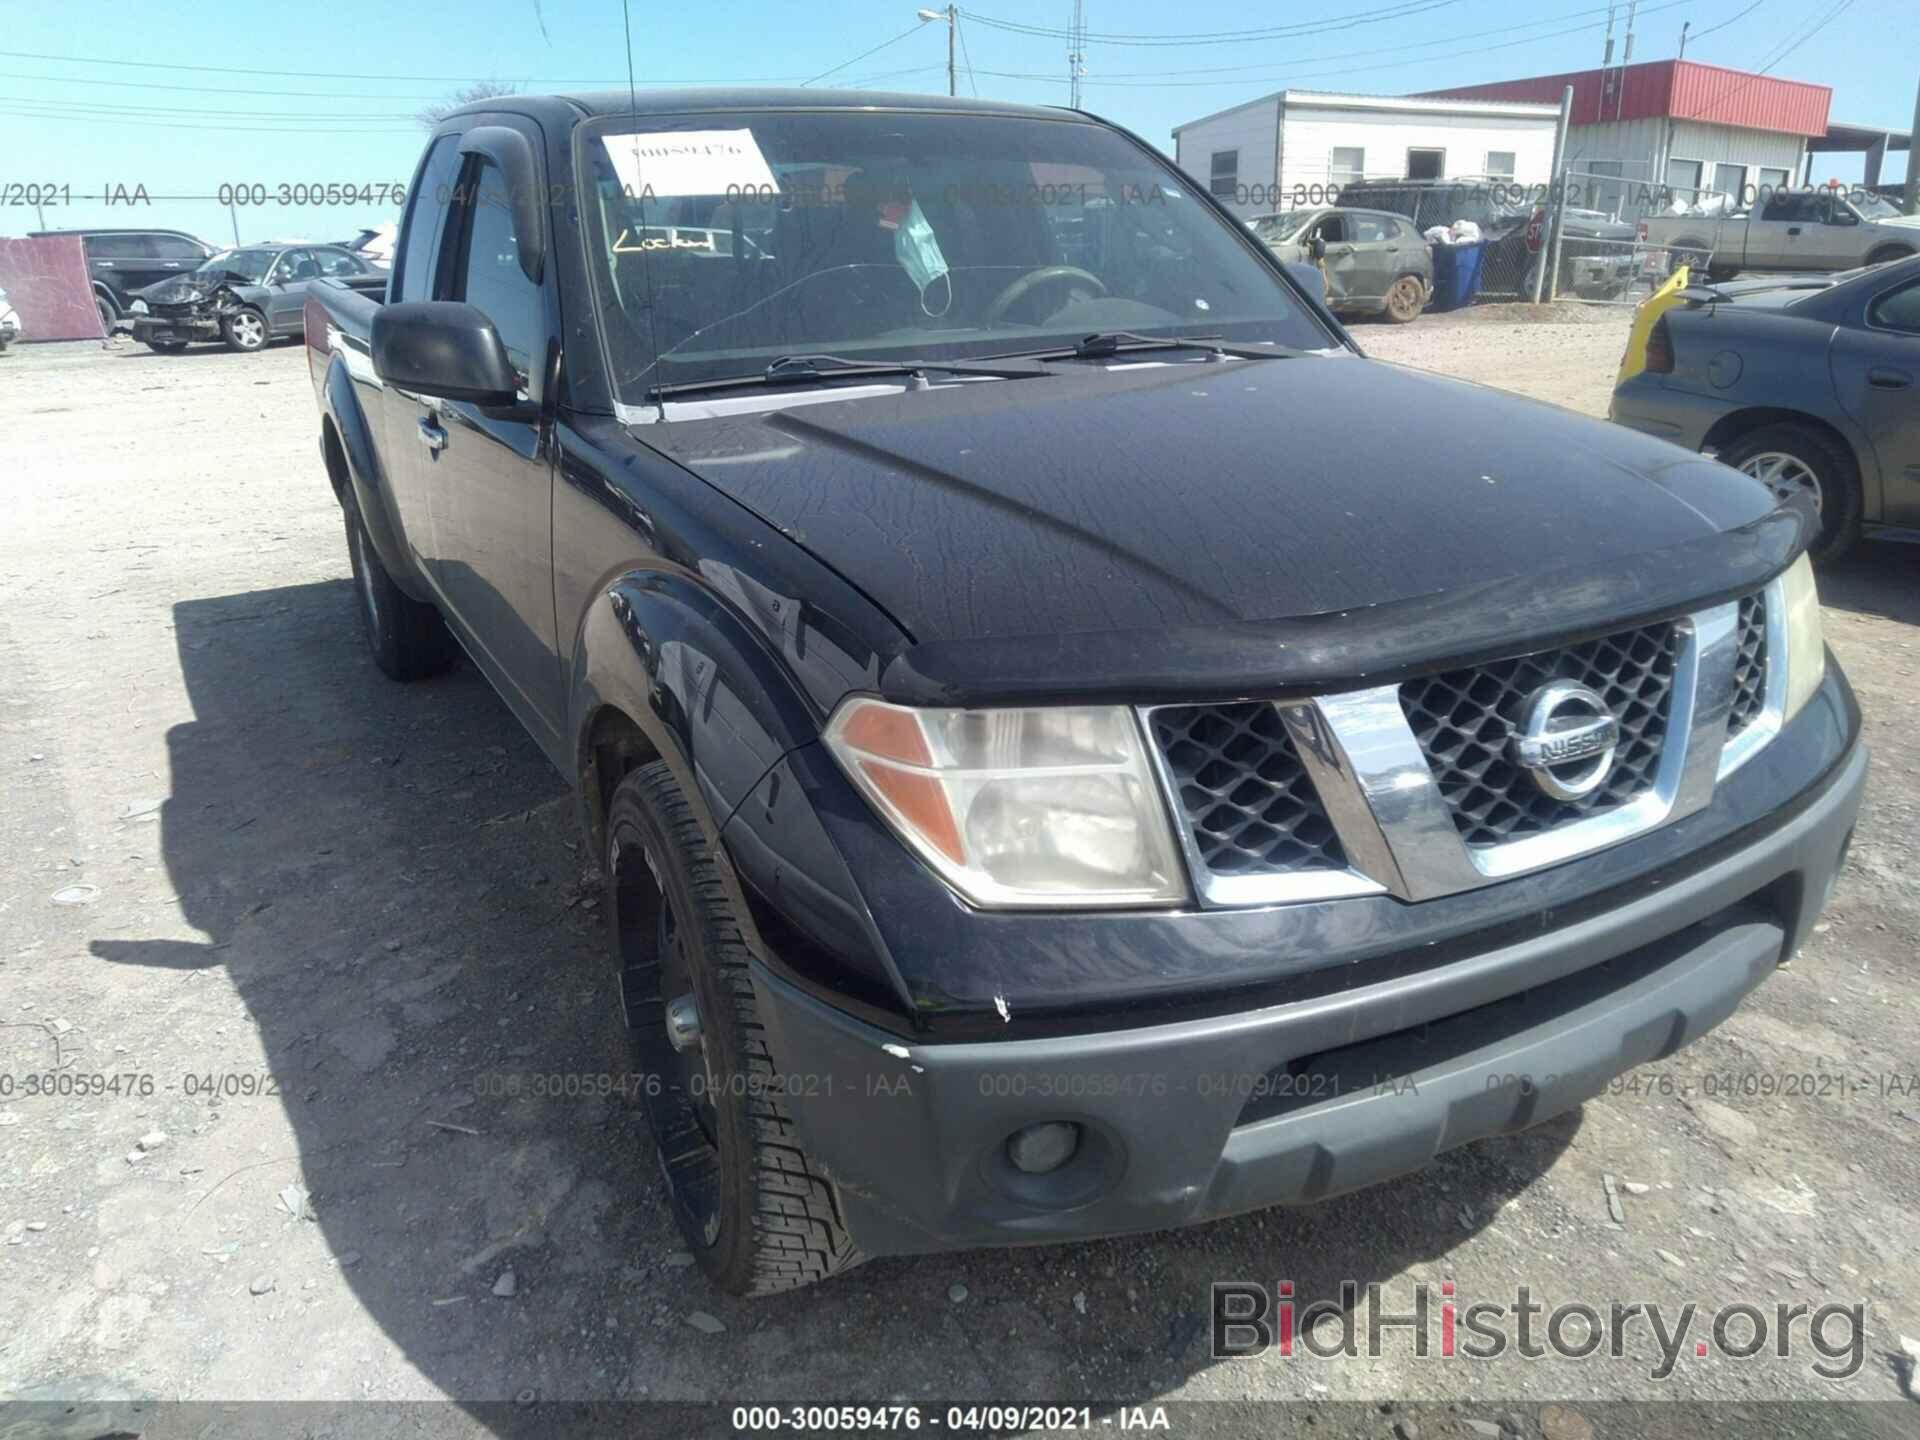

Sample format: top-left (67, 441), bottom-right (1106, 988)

top-left (29, 227), bottom-right (217, 332)
top-left (1337, 177), bottom-right (1638, 300)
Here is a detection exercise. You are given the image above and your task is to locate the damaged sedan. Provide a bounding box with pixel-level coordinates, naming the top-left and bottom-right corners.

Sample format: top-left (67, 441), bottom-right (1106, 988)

top-left (129, 243), bottom-right (384, 354)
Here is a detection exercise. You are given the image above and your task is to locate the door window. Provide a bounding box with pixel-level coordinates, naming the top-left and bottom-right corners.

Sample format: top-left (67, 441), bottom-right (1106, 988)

top-left (85, 234), bottom-right (153, 258)
top-left (1761, 191), bottom-right (1821, 222)
top-left (1317, 215), bottom-right (1347, 244)
top-left (150, 234), bottom-right (207, 260)
top-left (394, 133), bottom-right (464, 303)
top-left (449, 158), bottom-right (544, 392)
top-left (1868, 280), bottom-right (1920, 334)
top-left (314, 248), bottom-right (367, 277)
top-left (270, 249), bottom-right (319, 284)
top-left (1349, 214), bottom-right (1392, 243)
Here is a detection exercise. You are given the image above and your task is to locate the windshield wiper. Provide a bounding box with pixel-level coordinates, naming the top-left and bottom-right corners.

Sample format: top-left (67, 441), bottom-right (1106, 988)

top-left (1001, 331), bottom-right (1304, 363)
top-left (648, 351), bottom-right (1048, 400)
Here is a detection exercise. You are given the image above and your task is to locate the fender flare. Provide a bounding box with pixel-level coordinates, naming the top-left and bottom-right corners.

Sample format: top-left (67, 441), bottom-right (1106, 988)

top-left (568, 569), bottom-right (822, 863)
top-left (567, 571), bottom-right (914, 1020)
top-left (319, 354), bottom-right (433, 600)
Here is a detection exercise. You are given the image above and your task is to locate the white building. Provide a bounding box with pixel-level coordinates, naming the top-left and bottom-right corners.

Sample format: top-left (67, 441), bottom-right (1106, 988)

top-left (1171, 90), bottom-right (1562, 219)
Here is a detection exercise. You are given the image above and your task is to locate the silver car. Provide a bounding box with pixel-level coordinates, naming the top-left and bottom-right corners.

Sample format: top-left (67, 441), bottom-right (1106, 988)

top-left (1250, 207), bottom-right (1432, 322)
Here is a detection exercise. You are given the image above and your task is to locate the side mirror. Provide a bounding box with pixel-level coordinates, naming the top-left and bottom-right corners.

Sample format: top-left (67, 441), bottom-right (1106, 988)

top-left (1832, 207), bottom-right (1859, 226)
top-left (1311, 234), bottom-right (1328, 260)
top-left (1285, 260), bottom-right (1326, 302)
top-left (372, 301), bottom-right (520, 407)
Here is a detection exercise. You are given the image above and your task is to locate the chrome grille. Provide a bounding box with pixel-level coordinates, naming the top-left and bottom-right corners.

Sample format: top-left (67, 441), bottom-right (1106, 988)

top-left (1149, 703), bottom-right (1346, 876)
top-left (1728, 593), bottom-right (1768, 737)
top-left (1399, 622), bottom-right (1682, 849)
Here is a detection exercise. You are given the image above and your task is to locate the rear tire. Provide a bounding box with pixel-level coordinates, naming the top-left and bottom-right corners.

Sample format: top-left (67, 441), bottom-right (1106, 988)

top-left (1383, 273), bottom-right (1426, 323)
top-left (1717, 421), bottom-right (1863, 564)
top-left (342, 491), bottom-right (457, 680)
top-left (221, 307), bottom-right (268, 353)
top-left (607, 759), bottom-right (864, 1295)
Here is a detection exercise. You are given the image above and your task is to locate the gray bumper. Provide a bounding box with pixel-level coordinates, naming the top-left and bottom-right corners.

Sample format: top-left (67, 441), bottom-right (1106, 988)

top-left (754, 743), bottom-right (1865, 1257)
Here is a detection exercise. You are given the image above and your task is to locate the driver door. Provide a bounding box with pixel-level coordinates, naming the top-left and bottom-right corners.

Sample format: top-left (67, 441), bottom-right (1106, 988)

top-left (1315, 215), bottom-right (1357, 305)
top-left (262, 248), bottom-right (318, 333)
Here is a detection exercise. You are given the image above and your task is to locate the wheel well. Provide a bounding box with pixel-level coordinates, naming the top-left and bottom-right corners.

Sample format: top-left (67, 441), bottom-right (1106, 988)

top-left (1701, 407), bottom-right (1857, 471)
top-left (319, 417), bottom-right (351, 503)
top-left (580, 705), bottom-right (660, 861)
top-left (1866, 243), bottom-right (1914, 266)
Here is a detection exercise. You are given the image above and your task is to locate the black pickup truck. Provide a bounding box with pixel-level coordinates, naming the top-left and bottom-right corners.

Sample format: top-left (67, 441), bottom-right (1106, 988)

top-left (306, 89), bottom-right (1864, 1295)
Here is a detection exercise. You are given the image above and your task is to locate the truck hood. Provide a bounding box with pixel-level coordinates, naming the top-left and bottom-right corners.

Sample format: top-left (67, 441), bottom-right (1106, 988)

top-left (648, 354), bottom-right (1805, 702)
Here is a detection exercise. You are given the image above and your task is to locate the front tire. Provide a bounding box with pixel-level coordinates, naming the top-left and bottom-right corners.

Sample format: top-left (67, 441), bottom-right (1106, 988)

top-left (1717, 421), bottom-right (1863, 564)
top-left (221, 307), bottom-right (268, 353)
top-left (342, 492), bottom-right (457, 680)
top-left (96, 294), bottom-right (120, 335)
top-left (607, 760), bottom-right (864, 1295)
top-left (147, 340), bottom-right (188, 355)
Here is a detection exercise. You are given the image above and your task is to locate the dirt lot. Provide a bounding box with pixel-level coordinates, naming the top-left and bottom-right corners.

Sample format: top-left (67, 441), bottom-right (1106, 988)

top-left (1, 315), bottom-right (1916, 1435)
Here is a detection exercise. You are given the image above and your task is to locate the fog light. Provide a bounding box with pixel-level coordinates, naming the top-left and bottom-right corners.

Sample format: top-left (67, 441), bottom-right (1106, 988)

top-left (1006, 1121), bottom-right (1081, 1174)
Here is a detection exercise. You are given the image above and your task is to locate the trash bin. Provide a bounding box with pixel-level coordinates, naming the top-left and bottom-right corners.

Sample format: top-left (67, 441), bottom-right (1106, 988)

top-left (1428, 240), bottom-right (1489, 312)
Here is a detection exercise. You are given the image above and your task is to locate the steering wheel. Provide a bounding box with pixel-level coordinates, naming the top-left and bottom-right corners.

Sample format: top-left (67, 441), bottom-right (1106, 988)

top-left (983, 266), bottom-right (1108, 326)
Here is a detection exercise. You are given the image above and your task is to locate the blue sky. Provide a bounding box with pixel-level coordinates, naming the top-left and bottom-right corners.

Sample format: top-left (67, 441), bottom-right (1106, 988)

top-left (3, 0), bottom-right (1908, 243)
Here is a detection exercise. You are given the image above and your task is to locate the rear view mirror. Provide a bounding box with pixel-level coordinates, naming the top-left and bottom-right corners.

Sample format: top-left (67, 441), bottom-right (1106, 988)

top-left (372, 301), bottom-right (519, 407)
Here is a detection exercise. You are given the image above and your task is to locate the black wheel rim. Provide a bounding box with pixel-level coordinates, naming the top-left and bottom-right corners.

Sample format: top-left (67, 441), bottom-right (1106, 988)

top-left (610, 823), bottom-right (723, 1245)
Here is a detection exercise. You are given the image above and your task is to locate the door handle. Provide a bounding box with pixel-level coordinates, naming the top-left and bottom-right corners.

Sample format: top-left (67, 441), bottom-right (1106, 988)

top-left (1787, 226), bottom-right (1802, 236)
top-left (416, 417), bottom-right (448, 453)
top-left (1868, 368), bottom-right (1912, 390)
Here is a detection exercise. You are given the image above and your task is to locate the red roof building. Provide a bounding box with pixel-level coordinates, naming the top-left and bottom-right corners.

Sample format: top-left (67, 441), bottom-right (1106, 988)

top-left (1418, 60), bottom-right (1834, 216)
top-left (1420, 59), bottom-right (1831, 138)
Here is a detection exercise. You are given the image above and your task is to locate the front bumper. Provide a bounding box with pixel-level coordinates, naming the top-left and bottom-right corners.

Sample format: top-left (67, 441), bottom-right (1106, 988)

top-left (753, 737), bottom-right (1864, 1256)
top-left (132, 314), bottom-right (220, 345)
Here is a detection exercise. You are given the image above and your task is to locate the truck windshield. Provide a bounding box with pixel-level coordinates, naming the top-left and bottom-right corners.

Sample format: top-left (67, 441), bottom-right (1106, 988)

top-left (577, 110), bottom-right (1336, 399)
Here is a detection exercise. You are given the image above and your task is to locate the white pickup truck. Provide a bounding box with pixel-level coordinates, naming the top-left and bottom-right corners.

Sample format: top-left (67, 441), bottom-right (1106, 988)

top-left (1641, 188), bottom-right (1918, 279)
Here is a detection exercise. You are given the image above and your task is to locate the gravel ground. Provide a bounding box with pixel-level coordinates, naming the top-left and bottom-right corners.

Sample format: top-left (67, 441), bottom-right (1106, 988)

top-left (1, 319), bottom-right (1915, 1435)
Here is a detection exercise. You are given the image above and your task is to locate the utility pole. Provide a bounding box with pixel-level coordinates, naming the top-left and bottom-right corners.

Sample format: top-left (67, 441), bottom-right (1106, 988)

top-left (1907, 71), bottom-right (1920, 214)
top-left (1069, 0), bottom-right (1086, 110)
top-left (1537, 83), bottom-right (1576, 304)
top-left (915, 6), bottom-right (958, 96)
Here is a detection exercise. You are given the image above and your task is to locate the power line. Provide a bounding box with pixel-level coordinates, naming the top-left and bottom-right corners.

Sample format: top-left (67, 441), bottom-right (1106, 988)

top-left (987, 0), bottom-right (1700, 87)
top-left (956, 13), bottom-right (979, 97)
top-left (962, 1), bottom-right (1466, 47)
top-left (801, 22), bottom-right (930, 87)
top-left (981, 0), bottom-right (1713, 80)
top-left (1689, 0), bottom-right (1765, 43)
top-left (0, 47), bottom-right (812, 88)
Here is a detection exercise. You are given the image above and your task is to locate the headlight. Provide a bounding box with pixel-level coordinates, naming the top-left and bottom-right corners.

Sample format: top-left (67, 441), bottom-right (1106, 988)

top-left (1780, 552), bottom-right (1824, 722)
top-left (130, 299), bottom-right (149, 315)
top-left (823, 699), bottom-right (1186, 908)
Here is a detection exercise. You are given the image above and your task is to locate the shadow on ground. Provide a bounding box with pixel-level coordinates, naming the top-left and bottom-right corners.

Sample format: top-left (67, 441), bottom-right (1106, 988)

top-left (1817, 537), bottom-right (1920, 626)
top-left (87, 577), bottom-right (1577, 1416)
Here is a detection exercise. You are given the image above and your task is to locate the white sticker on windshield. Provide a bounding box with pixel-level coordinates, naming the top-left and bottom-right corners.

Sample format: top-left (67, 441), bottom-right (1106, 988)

top-left (604, 129), bottom-right (780, 199)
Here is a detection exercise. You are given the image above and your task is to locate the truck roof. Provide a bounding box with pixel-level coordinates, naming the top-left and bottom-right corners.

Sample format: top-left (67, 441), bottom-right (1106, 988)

top-left (444, 88), bottom-right (1078, 126)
